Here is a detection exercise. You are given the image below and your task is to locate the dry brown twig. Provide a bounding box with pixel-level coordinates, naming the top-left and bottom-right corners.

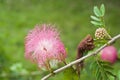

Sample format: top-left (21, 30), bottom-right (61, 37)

top-left (41, 34), bottom-right (120, 80)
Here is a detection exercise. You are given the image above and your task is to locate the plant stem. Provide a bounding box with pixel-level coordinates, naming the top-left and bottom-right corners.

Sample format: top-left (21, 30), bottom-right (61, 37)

top-left (101, 16), bottom-right (105, 27)
top-left (41, 34), bottom-right (120, 80)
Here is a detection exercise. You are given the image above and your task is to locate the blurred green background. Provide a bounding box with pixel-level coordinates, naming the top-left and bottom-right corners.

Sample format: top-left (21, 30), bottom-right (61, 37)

top-left (0, 0), bottom-right (120, 80)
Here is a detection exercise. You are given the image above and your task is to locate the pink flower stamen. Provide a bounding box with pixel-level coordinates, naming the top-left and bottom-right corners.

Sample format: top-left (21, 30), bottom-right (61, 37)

top-left (25, 24), bottom-right (67, 70)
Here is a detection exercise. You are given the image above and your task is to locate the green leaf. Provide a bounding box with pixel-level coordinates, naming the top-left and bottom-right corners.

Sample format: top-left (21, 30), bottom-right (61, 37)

top-left (98, 60), bottom-right (110, 65)
top-left (106, 70), bottom-right (115, 76)
top-left (103, 64), bottom-right (113, 70)
top-left (90, 15), bottom-right (101, 21)
top-left (91, 21), bottom-right (102, 26)
top-left (96, 68), bottom-right (101, 80)
top-left (94, 60), bottom-right (114, 80)
top-left (94, 6), bottom-right (102, 17)
top-left (96, 71), bottom-right (101, 80)
top-left (100, 4), bottom-right (105, 16)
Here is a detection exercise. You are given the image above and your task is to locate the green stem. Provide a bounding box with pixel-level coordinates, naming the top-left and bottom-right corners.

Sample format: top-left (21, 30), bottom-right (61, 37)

top-left (106, 32), bottom-right (112, 39)
top-left (63, 60), bottom-right (67, 65)
top-left (101, 16), bottom-right (105, 27)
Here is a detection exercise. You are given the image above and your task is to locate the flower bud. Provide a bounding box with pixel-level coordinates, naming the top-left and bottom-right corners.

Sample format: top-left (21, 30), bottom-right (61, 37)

top-left (100, 46), bottom-right (118, 64)
top-left (95, 28), bottom-right (111, 39)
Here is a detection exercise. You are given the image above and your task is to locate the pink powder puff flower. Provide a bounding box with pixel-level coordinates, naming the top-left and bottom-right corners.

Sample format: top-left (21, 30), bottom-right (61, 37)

top-left (25, 24), bottom-right (67, 70)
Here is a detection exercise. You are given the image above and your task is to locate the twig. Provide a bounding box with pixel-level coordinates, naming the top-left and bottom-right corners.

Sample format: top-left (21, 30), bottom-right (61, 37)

top-left (41, 34), bottom-right (120, 80)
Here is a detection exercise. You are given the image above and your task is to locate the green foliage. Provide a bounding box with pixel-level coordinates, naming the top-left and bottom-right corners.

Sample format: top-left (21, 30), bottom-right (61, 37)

top-left (90, 21), bottom-right (102, 26)
top-left (90, 16), bottom-right (101, 21)
top-left (94, 39), bottom-right (109, 47)
top-left (100, 4), bottom-right (105, 16)
top-left (93, 4), bottom-right (105, 17)
top-left (91, 4), bottom-right (105, 27)
top-left (94, 6), bottom-right (102, 17)
top-left (91, 60), bottom-right (117, 80)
